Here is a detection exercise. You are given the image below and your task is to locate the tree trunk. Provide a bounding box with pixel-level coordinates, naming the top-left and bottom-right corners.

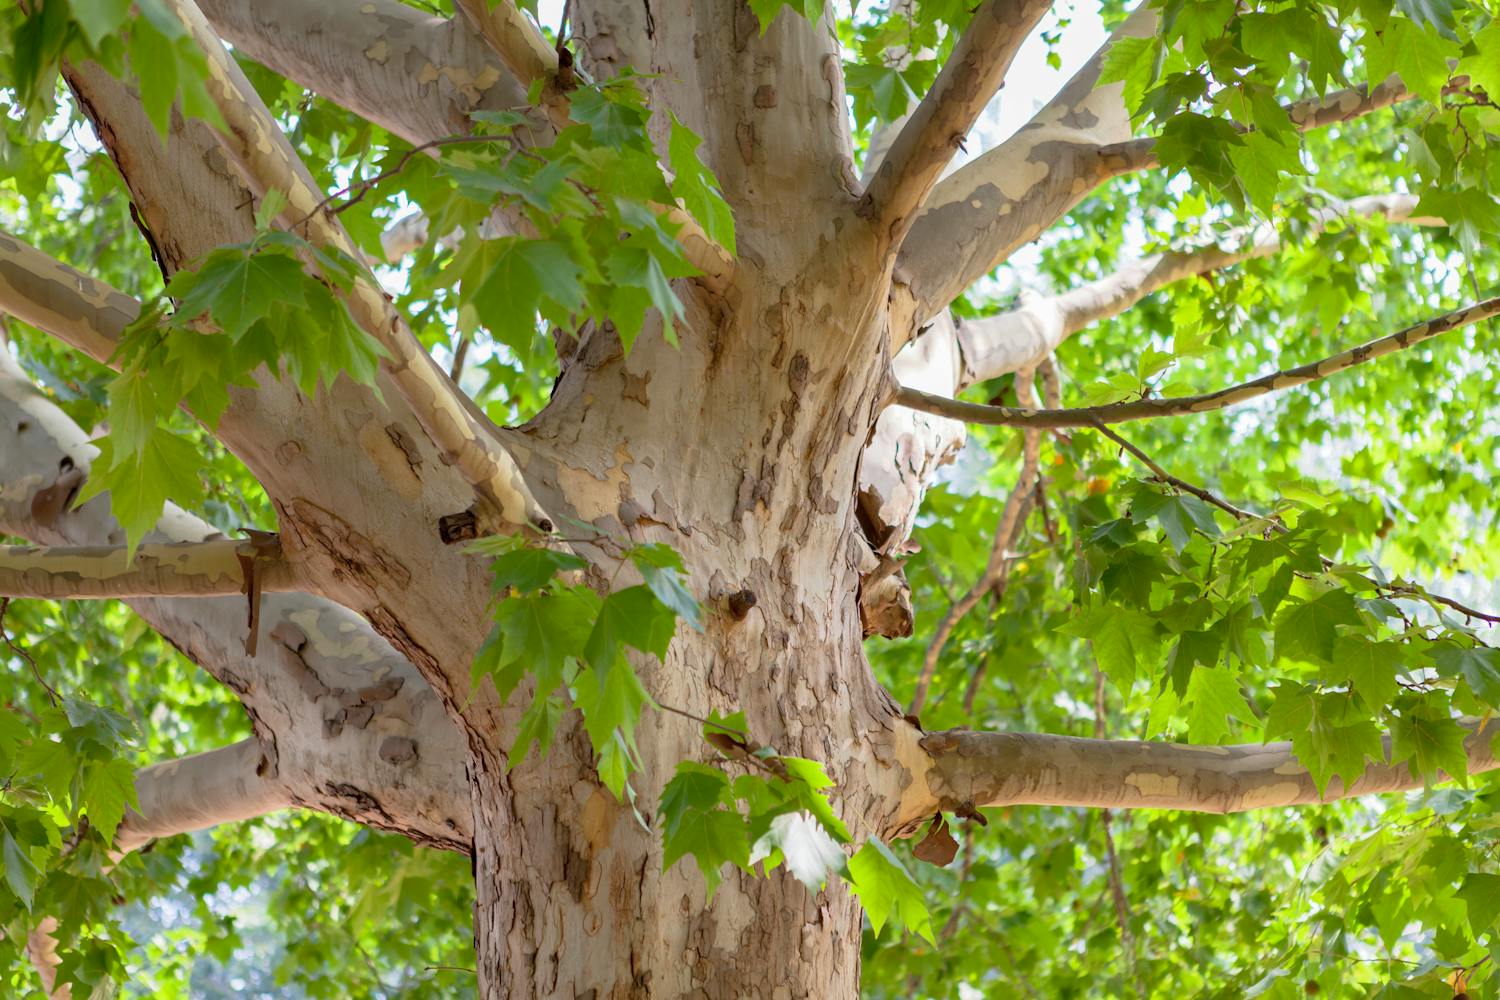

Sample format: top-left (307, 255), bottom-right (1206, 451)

top-left (459, 236), bottom-right (903, 995)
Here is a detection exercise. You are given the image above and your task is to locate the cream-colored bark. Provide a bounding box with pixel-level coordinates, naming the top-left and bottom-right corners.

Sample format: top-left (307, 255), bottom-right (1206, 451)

top-left (167, 0), bottom-right (546, 536)
top-left (887, 718), bottom-right (1500, 832)
top-left (0, 538), bottom-right (298, 599)
top-left (859, 0), bottom-right (1053, 245)
top-left (115, 740), bottom-right (291, 854)
top-left (0, 351), bottom-right (473, 849)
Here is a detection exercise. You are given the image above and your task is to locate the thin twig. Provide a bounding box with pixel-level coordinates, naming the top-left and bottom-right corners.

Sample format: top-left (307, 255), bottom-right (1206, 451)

top-left (898, 297), bottom-right (1500, 429)
top-left (291, 133), bottom-right (519, 232)
top-left (0, 598), bottom-right (60, 706)
top-left (910, 372), bottom-right (1043, 716)
top-left (1091, 420), bottom-right (1263, 523)
top-left (1092, 424), bottom-right (1500, 625)
top-left (449, 334), bottom-right (471, 383)
top-left (1094, 669), bottom-right (1144, 997)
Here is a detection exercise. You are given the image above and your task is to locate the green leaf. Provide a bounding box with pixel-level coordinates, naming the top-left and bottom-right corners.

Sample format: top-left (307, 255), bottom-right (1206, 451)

top-left (1274, 590), bottom-right (1361, 663)
top-left (572, 651), bottom-right (650, 797)
top-left (1432, 643), bottom-right (1500, 706)
top-left (1132, 489), bottom-right (1220, 552)
top-left (1458, 872), bottom-right (1500, 931)
top-left (487, 547), bottom-right (589, 593)
top-left (1058, 603), bottom-right (1159, 692)
top-left (2, 832), bottom-right (40, 910)
top-left (474, 588), bottom-right (594, 702)
top-left (1184, 666), bottom-right (1251, 744)
top-left (1329, 636), bottom-right (1400, 710)
top-left (747, 0), bottom-right (825, 32)
top-left (629, 544), bottom-right (702, 631)
top-left (845, 839), bottom-right (934, 943)
top-left (667, 114), bottom-right (736, 256)
top-left (1391, 703), bottom-right (1470, 782)
top-left (171, 248), bottom-right (309, 341)
top-left (659, 763), bottom-right (748, 898)
top-left (1099, 35), bottom-right (1161, 117)
top-left (1396, 0), bottom-right (1458, 40)
top-left (71, 0), bottom-right (132, 49)
top-left (76, 427), bottom-right (207, 556)
top-left (1364, 20), bottom-right (1456, 105)
top-left (584, 585), bottom-right (678, 669)
top-left (1457, 22), bottom-right (1500, 104)
top-left (81, 757), bottom-right (138, 847)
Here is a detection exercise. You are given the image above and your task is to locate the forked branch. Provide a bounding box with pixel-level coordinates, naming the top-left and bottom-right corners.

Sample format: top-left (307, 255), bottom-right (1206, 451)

top-left (860, 0), bottom-right (1053, 245)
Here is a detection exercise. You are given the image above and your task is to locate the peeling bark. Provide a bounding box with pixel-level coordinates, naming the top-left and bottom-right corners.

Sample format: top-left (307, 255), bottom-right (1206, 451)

top-left (859, 0), bottom-right (1052, 246)
top-left (886, 718), bottom-right (1500, 832)
top-left (855, 192), bottom-right (1443, 605)
top-left (0, 538), bottom-right (300, 600)
top-left (0, 350), bottom-right (473, 851)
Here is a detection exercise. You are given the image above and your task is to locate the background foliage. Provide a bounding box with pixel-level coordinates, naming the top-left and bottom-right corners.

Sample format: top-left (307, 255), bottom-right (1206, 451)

top-left (2, 0), bottom-right (1500, 995)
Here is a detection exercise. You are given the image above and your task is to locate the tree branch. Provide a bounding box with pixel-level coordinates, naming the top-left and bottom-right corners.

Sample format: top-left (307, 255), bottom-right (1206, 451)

top-left (958, 193), bottom-right (1440, 378)
top-left (201, 0), bottom-right (733, 294)
top-left (165, 0), bottom-right (548, 536)
top-left (890, 0), bottom-right (1443, 340)
top-left (196, 0), bottom-right (530, 147)
top-left (0, 349), bottom-right (474, 852)
top-left (856, 193), bottom-right (1437, 629)
top-left (452, 0), bottom-right (565, 121)
top-left (858, 0), bottom-right (1053, 246)
top-left (1096, 77), bottom-right (1470, 176)
top-left (891, 717), bottom-right (1500, 826)
top-left (896, 296), bottom-right (1500, 428)
top-left (0, 232), bottom-right (135, 364)
top-left (0, 539), bottom-right (298, 601)
top-left (115, 739), bottom-right (291, 854)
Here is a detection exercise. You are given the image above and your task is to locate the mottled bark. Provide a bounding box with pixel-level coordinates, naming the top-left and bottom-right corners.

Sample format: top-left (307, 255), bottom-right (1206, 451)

top-left (0, 351), bottom-right (473, 850)
top-left (115, 740), bottom-right (291, 854)
top-left (0, 538), bottom-right (299, 600)
top-left (12, 4), bottom-right (1487, 998)
top-left (859, 0), bottom-right (1052, 245)
top-left (887, 718), bottom-right (1500, 829)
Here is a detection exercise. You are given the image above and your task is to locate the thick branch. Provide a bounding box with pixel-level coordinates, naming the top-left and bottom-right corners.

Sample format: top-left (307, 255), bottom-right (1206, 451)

top-left (0, 232), bottom-right (134, 364)
top-left (196, 0), bottom-right (529, 147)
top-left (858, 0), bottom-right (1052, 245)
top-left (167, 0), bottom-right (547, 535)
top-left (0, 350), bottom-right (474, 852)
top-left (0, 539), bottom-right (297, 600)
top-left (957, 193), bottom-right (1439, 382)
top-left (452, 0), bottom-right (563, 116)
top-left (893, 718), bottom-right (1500, 825)
top-left (892, 0), bottom-right (1438, 340)
top-left (116, 739), bottom-right (290, 854)
top-left (896, 296), bottom-right (1500, 428)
